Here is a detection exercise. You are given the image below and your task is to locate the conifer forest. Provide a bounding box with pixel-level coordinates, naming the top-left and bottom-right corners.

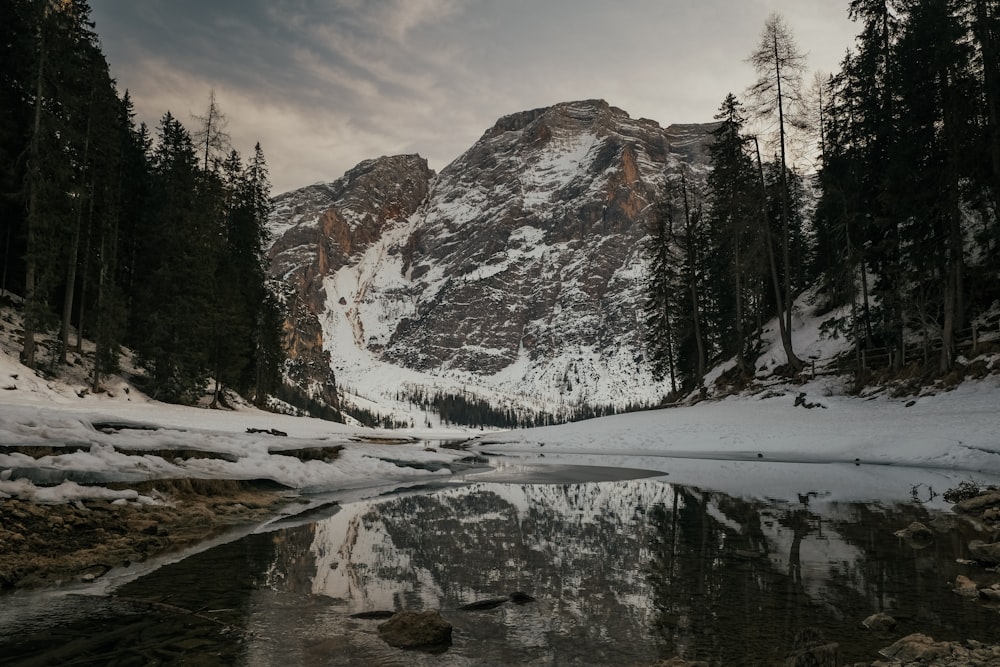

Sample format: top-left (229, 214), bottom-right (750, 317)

top-left (644, 2), bottom-right (1000, 395)
top-left (1, 0), bottom-right (284, 406)
top-left (2, 1), bottom-right (1000, 415)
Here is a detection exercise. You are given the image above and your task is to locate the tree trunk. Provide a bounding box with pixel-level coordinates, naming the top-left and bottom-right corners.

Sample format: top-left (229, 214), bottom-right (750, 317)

top-left (1, 222), bottom-right (10, 299)
top-left (939, 65), bottom-right (968, 373)
top-left (681, 175), bottom-right (706, 385)
top-left (734, 236), bottom-right (747, 377)
top-left (60, 88), bottom-right (94, 365)
top-left (75, 193), bottom-right (94, 352)
top-left (975, 0), bottom-right (1000, 241)
top-left (773, 31), bottom-right (796, 344)
top-left (22, 25), bottom-right (46, 369)
top-left (91, 231), bottom-right (106, 393)
top-left (940, 262), bottom-right (957, 374)
top-left (754, 136), bottom-right (803, 372)
top-left (60, 199), bottom-right (82, 364)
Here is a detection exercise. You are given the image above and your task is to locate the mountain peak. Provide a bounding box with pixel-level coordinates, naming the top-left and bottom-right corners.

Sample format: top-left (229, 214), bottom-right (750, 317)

top-left (484, 99), bottom-right (641, 139)
top-left (268, 102), bottom-right (718, 420)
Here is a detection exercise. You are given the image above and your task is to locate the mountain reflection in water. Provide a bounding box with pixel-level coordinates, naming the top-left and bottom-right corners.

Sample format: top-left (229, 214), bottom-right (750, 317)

top-left (3, 478), bottom-right (1000, 666)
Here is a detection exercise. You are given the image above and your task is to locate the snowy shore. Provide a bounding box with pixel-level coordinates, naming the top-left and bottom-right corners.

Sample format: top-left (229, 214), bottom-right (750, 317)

top-left (3, 366), bottom-right (1000, 510)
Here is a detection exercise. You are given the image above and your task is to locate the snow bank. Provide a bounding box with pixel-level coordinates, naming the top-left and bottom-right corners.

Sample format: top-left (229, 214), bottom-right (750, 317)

top-left (476, 378), bottom-right (1000, 470)
top-left (0, 479), bottom-right (156, 505)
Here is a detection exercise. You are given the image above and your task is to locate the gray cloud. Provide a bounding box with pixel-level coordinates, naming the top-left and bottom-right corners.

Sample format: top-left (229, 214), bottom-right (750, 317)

top-left (90, 0), bottom-right (857, 194)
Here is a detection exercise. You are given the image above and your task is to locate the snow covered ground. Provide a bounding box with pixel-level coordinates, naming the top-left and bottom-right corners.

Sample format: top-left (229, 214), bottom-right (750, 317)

top-left (2, 301), bottom-right (1000, 509)
top-left (468, 374), bottom-right (1000, 509)
top-left (0, 306), bottom-right (476, 505)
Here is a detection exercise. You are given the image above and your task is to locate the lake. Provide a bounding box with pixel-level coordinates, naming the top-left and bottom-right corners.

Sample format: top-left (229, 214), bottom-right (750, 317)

top-left (2, 456), bottom-right (1000, 666)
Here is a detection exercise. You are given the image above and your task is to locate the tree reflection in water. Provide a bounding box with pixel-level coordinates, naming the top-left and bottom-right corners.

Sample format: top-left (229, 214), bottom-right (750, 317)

top-left (4, 479), bottom-right (1000, 666)
top-left (646, 487), bottom-right (1000, 666)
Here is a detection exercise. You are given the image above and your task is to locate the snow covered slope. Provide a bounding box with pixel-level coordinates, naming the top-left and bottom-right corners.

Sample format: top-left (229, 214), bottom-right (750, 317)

top-left (267, 100), bottom-right (716, 421)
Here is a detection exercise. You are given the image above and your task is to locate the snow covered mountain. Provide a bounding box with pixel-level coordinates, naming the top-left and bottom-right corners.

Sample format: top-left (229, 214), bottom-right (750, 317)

top-left (267, 100), bottom-right (716, 422)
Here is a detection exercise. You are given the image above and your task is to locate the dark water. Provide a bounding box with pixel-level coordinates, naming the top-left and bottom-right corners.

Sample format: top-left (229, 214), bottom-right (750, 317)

top-left (3, 471), bottom-right (1000, 666)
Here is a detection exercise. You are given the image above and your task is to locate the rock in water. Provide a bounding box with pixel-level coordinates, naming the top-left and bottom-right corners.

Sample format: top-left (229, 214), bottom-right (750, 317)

top-left (968, 540), bottom-right (1000, 565)
top-left (894, 521), bottom-right (934, 548)
top-left (979, 585), bottom-right (1000, 602)
top-left (509, 591), bottom-right (536, 604)
top-left (952, 490), bottom-right (1000, 513)
top-left (350, 610), bottom-right (395, 620)
top-left (458, 597), bottom-right (508, 611)
top-left (377, 610), bottom-right (452, 652)
top-left (862, 612), bottom-right (897, 633)
top-left (954, 574), bottom-right (980, 597)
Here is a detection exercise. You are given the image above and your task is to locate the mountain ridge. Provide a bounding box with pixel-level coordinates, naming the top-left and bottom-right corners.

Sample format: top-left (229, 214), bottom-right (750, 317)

top-left (267, 99), bottom-right (718, 423)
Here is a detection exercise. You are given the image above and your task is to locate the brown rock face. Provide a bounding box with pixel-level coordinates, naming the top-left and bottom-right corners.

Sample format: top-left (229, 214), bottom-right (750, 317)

top-left (384, 101), bottom-right (715, 388)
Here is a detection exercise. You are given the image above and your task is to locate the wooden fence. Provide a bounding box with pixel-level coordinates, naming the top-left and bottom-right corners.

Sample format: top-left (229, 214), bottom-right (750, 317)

top-left (815, 319), bottom-right (1000, 377)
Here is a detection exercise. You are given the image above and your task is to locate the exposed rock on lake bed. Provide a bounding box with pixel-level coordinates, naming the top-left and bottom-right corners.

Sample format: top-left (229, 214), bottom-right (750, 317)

top-left (0, 479), bottom-right (288, 591)
top-left (377, 610), bottom-right (453, 652)
top-left (871, 633), bottom-right (1000, 666)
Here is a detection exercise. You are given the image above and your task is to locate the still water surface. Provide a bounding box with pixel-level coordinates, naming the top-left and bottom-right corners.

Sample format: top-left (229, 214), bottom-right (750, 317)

top-left (2, 460), bottom-right (1000, 666)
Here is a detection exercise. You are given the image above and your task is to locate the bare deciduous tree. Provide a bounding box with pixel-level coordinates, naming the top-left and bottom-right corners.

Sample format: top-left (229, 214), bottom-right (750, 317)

top-left (192, 89), bottom-right (231, 173)
top-left (747, 12), bottom-right (807, 373)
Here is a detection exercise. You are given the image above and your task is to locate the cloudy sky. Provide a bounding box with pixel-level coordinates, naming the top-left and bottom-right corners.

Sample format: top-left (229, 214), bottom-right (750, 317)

top-left (89, 0), bottom-right (858, 194)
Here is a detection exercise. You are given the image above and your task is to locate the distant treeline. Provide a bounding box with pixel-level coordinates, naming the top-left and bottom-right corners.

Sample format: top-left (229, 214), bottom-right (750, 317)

top-left (400, 388), bottom-right (651, 430)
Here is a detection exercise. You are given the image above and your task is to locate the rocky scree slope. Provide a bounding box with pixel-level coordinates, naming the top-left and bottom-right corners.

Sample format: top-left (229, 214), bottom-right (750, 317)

top-left (267, 100), bottom-right (715, 417)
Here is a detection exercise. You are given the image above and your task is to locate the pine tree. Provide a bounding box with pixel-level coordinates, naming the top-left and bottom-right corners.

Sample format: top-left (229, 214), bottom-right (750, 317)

top-left (0, 0), bottom-right (45, 302)
top-left (89, 89), bottom-right (146, 392)
top-left (644, 177), bottom-right (679, 394)
top-left (131, 112), bottom-right (213, 402)
top-left (57, 30), bottom-right (119, 365)
top-left (971, 0), bottom-right (1000, 263)
top-left (888, 0), bottom-right (978, 372)
top-left (847, 0), bottom-right (905, 362)
top-left (20, 0), bottom-right (95, 367)
top-left (813, 63), bottom-right (873, 369)
top-left (706, 94), bottom-right (761, 378)
top-left (644, 168), bottom-right (714, 395)
top-left (243, 144), bottom-right (283, 403)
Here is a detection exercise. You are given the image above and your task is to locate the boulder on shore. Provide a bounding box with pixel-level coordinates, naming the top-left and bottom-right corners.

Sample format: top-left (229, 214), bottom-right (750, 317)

top-left (968, 540), bottom-right (1000, 565)
top-left (952, 491), bottom-right (1000, 514)
top-left (879, 633), bottom-right (954, 663)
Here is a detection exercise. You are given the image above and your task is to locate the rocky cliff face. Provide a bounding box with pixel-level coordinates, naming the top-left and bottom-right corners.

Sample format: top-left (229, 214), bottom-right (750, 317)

top-left (267, 155), bottom-right (434, 405)
top-left (267, 100), bottom-right (715, 419)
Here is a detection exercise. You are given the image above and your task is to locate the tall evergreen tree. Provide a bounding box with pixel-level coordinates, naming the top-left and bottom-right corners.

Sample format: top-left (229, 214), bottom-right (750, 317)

top-left (20, 0), bottom-right (94, 367)
top-left (131, 112), bottom-right (213, 402)
top-left (644, 177), bottom-right (680, 394)
top-left (670, 170), bottom-right (710, 389)
top-left (706, 94), bottom-right (761, 378)
top-left (971, 0), bottom-right (1000, 264)
top-left (888, 0), bottom-right (978, 372)
top-left (242, 143), bottom-right (283, 403)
